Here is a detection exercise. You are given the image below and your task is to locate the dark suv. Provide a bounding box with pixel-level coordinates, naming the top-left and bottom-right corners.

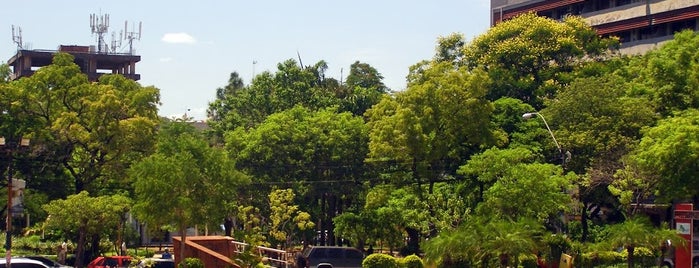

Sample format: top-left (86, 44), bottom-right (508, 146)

top-left (301, 246), bottom-right (364, 268)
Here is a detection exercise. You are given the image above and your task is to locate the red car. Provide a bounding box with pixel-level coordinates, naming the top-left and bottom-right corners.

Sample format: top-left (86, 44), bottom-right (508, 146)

top-left (87, 256), bottom-right (132, 268)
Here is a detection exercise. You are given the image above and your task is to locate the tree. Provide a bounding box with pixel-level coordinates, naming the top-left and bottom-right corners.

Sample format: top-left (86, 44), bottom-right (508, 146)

top-left (207, 71), bottom-right (246, 136)
top-left (544, 73), bottom-right (656, 174)
top-left (460, 146), bottom-right (575, 224)
top-left (0, 63), bottom-right (10, 83)
top-left (622, 109), bottom-right (699, 201)
top-left (604, 217), bottom-right (683, 268)
top-left (422, 216), bottom-right (544, 268)
top-left (226, 106), bottom-right (369, 245)
top-left (207, 59), bottom-right (342, 133)
top-left (340, 61), bottom-right (389, 116)
top-left (345, 61), bottom-right (388, 93)
top-left (366, 64), bottom-right (496, 195)
top-left (8, 53), bottom-right (160, 194)
top-left (463, 12), bottom-right (618, 108)
top-left (129, 121), bottom-right (249, 267)
top-left (633, 30), bottom-right (699, 115)
top-left (42, 191), bottom-right (132, 268)
top-left (268, 189), bottom-right (314, 248)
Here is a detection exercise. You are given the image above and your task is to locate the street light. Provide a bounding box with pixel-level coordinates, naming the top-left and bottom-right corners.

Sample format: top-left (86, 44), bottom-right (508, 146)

top-left (0, 136), bottom-right (30, 268)
top-left (522, 112), bottom-right (568, 167)
top-left (523, 112), bottom-right (573, 234)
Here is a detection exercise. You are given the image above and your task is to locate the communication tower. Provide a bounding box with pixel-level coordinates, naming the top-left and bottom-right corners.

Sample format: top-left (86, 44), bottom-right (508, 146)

top-left (90, 13), bottom-right (110, 53)
top-left (11, 25), bottom-right (23, 50)
top-left (124, 21), bottom-right (142, 55)
top-left (110, 31), bottom-right (122, 53)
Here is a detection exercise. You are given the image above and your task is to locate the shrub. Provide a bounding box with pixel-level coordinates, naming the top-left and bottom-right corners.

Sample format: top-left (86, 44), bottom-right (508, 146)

top-left (579, 250), bottom-right (624, 267)
top-left (178, 257), bottom-right (204, 268)
top-left (363, 253), bottom-right (399, 268)
top-left (399, 254), bottom-right (423, 268)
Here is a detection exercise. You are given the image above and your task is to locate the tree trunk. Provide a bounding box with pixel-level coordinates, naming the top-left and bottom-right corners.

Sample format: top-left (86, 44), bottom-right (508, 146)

top-left (224, 216), bottom-right (233, 237)
top-left (581, 201), bottom-right (589, 242)
top-left (177, 207), bottom-right (188, 268)
top-left (405, 227), bottom-right (420, 255)
top-left (499, 253), bottom-right (509, 268)
top-left (627, 246), bottom-right (635, 268)
top-left (75, 227), bottom-right (86, 268)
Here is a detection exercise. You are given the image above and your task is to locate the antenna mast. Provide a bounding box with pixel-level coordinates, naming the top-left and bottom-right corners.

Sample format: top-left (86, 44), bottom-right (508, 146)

top-left (110, 31), bottom-right (122, 53)
top-left (124, 20), bottom-right (142, 55)
top-left (90, 13), bottom-right (110, 53)
top-left (11, 25), bottom-right (23, 50)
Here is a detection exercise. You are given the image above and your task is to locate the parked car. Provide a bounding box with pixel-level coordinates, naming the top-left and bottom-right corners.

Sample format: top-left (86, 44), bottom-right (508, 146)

top-left (20, 256), bottom-right (72, 268)
top-left (300, 246), bottom-right (364, 268)
top-left (86, 256), bottom-right (132, 268)
top-left (0, 257), bottom-right (58, 268)
top-left (135, 258), bottom-right (174, 268)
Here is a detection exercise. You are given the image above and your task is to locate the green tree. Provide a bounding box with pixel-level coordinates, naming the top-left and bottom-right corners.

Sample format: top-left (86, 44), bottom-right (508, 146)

top-left (226, 106), bottom-right (368, 244)
top-left (8, 53), bottom-right (160, 194)
top-left (603, 217), bottom-right (683, 268)
top-left (464, 12), bottom-right (618, 108)
top-left (207, 71), bottom-right (246, 137)
top-left (367, 64), bottom-right (495, 194)
top-left (42, 191), bottom-right (132, 268)
top-left (268, 189), bottom-right (314, 248)
top-left (473, 159), bottom-right (575, 223)
top-left (0, 63), bottom-right (10, 82)
top-left (633, 30), bottom-right (699, 115)
top-left (129, 121), bottom-right (249, 267)
top-left (422, 216), bottom-right (543, 268)
top-left (622, 109), bottom-right (699, 201)
top-left (207, 60), bottom-right (342, 133)
top-left (339, 61), bottom-right (389, 116)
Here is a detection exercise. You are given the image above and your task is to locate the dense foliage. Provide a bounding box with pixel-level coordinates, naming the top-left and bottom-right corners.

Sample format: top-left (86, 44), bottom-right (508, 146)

top-left (1, 12), bottom-right (698, 268)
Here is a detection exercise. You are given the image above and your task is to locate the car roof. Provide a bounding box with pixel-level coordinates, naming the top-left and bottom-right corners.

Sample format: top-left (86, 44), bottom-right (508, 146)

top-left (21, 256), bottom-right (66, 267)
top-left (139, 258), bottom-right (174, 262)
top-left (0, 257), bottom-right (51, 266)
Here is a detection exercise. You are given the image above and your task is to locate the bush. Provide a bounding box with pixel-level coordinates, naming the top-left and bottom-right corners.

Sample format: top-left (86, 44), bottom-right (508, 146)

top-left (399, 254), bottom-right (423, 268)
top-left (363, 253), bottom-right (399, 268)
top-left (579, 250), bottom-right (624, 267)
top-left (178, 257), bottom-right (204, 268)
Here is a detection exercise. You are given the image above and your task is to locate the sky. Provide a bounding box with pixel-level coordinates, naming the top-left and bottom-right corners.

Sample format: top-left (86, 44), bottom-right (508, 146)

top-left (2, 1), bottom-right (491, 121)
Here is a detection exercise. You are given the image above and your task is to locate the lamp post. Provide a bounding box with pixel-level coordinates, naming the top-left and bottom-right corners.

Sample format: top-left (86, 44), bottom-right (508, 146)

top-left (523, 112), bottom-right (573, 236)
top-left (0, 136), bottom-right (30, 268)
top-left (522, 112), bottom-right (567, 167)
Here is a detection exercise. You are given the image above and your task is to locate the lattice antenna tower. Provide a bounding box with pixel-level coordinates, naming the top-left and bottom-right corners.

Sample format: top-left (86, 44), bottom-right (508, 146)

top-left (124, 20), bottom-right (142, 55)
top-left (11, 25), bottom-right (23, 50)
top-left (110, 31), bottom-right (122, 53)
top-left (90, 13), bottom-right (110, 53)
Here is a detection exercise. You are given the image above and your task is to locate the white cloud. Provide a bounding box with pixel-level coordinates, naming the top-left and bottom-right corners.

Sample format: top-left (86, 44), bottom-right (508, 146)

top-left (159, 57), bottom-right (173, 62)
top-left (161, 33), bottom-right (196, 44)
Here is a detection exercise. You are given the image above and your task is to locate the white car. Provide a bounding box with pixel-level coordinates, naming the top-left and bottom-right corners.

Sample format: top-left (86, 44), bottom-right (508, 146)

top-left (0, 257), bottom-right (58, 268)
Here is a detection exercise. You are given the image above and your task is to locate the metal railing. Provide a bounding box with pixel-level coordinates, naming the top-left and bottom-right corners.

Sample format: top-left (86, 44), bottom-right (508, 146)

top-left (231, 241), bottom-right (291, 268)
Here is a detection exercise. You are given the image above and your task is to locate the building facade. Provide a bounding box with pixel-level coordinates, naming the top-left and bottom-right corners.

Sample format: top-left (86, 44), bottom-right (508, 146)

top-left (7, 45), bottom-right (140, 82)
top-left (491, 0), bottom-right (699, 54)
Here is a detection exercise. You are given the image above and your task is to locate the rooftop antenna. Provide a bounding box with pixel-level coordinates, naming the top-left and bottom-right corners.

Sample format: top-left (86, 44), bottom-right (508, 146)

top-left (124, 20), bottom-right (142, 55)
top-left (11, 25), bottom-right (23, 50)
top-left (90, 13), bottom-right (110, 53)
top-left (110, 30), bottom-right (122, 53)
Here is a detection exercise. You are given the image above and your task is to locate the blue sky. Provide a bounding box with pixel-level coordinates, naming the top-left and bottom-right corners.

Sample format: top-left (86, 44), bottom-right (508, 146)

top-left (2, 0), bottom-right (491, 120)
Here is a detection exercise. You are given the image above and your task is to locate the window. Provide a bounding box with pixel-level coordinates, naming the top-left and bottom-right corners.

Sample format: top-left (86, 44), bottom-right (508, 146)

top-left (327, 248), bottom-right (343, 259)
top-left (345, 249), bottom-right (363, 260)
